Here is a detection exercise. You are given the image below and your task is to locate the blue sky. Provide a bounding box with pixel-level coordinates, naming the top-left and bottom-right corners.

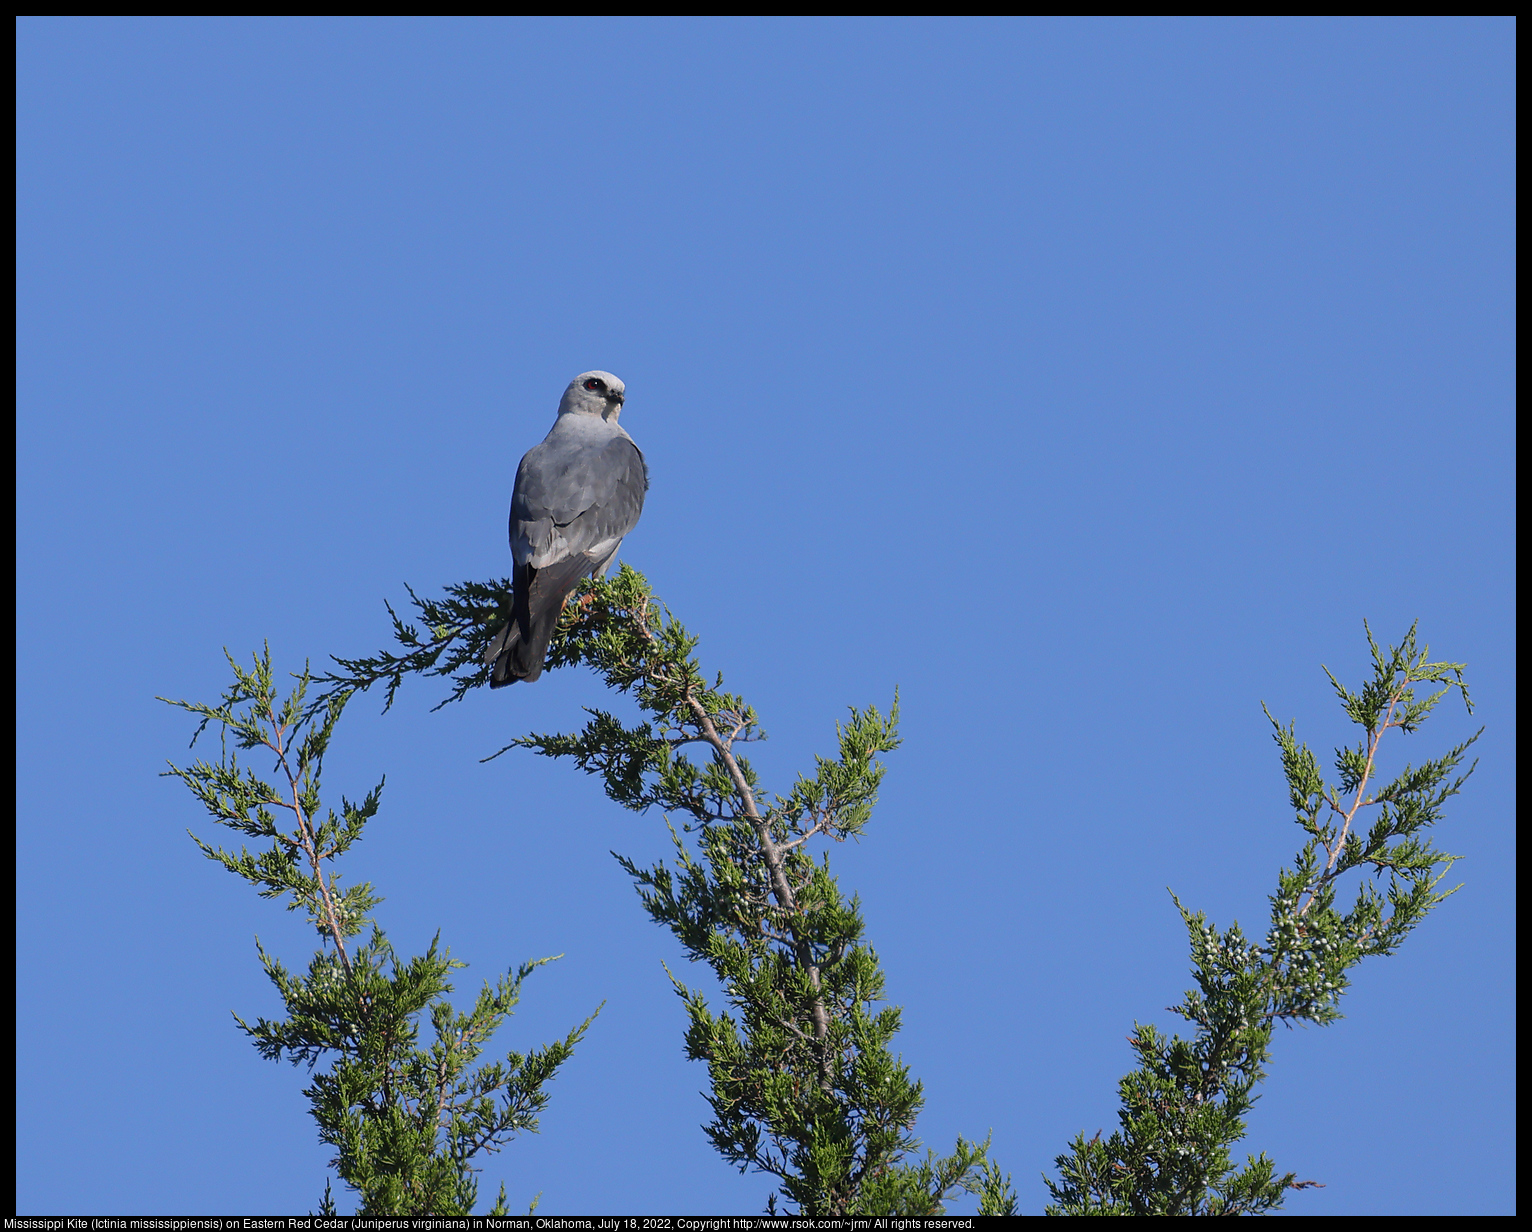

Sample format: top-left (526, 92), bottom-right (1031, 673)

top-left (16, 17), bottom-right (1514, 1216)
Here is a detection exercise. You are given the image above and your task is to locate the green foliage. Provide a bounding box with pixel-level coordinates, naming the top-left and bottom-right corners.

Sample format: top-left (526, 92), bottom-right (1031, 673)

top-left (326, 566), bottom-right (1016, 1216)
top-left (1043, 623), bottom-right (1478, 1215)
top-left (162, 649), bottom-right (593, 1215)
top-left (323, 579), bottom-right (515, 715)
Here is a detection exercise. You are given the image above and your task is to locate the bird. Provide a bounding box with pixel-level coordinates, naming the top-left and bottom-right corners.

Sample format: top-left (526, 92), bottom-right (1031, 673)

top-left (484, 371), bottom-right (648, 687)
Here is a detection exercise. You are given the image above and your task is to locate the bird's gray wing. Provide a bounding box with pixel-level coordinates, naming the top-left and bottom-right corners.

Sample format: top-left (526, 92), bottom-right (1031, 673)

top-left (510, 431), bottom-right (648, 569)
top-left (487, 431), bottom-right (647, 686)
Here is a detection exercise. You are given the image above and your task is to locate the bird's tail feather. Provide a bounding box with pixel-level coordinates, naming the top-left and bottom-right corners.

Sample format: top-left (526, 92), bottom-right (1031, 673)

top-left (483, 618), bottom-right (518, 684)
top-left (487, 555), bottom-right (598, 687)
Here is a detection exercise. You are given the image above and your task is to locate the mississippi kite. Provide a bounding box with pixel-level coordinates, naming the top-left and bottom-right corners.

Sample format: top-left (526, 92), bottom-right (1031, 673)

top-left (484, 370), bottom-right (648, 687)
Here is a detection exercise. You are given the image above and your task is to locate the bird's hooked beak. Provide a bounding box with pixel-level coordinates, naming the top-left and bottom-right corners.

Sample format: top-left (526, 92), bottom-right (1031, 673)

top-left (603, 390), bottom-right (625, 418)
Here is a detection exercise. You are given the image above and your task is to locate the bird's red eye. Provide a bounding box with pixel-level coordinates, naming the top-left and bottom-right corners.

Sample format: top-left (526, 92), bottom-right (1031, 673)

top-left (584, 378), bottom-right (604, 391)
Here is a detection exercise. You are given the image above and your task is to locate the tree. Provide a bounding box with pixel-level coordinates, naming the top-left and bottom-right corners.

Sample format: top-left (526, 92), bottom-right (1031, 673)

top-left (161, 650), bottom-right (595, 1216)
top-left (324, 566), bottom-right (1018, 1215)
top-left (171, 561), bottom-right (1477, 1214)
top-left (1043, 623), bottom-right (1478, 1214)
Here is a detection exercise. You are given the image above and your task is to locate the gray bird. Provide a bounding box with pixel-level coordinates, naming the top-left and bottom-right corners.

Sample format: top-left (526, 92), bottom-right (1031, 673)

top-left (484, 371), bottom-right (648, 687)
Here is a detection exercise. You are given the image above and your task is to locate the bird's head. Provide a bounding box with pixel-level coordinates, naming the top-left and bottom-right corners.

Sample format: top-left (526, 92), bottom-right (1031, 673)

top-left (559, 371), bottom-right (627, 420)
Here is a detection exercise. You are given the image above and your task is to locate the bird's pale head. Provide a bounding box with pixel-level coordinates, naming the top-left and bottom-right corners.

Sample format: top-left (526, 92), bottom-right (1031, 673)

top-left (558, 371), bottom-right (627, 420)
